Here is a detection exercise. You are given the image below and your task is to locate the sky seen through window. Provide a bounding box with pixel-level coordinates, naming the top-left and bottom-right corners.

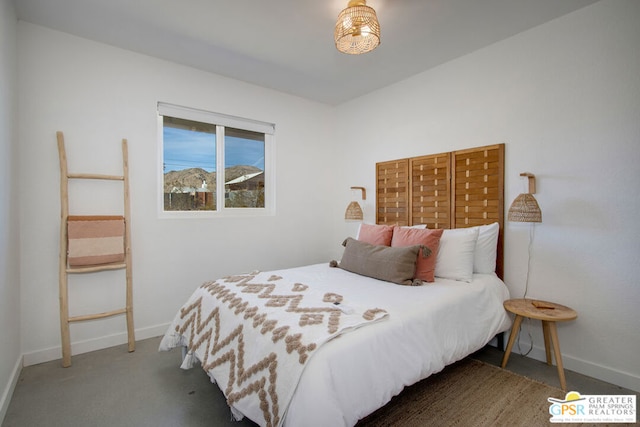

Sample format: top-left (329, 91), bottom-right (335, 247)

top-left (163, 127), bottom-right (265, 173)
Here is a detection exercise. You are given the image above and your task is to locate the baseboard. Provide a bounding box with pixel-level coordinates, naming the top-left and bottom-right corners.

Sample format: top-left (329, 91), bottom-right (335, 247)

top-left (0, 354), bottom-right (23, 425)
top-left (516, 340), bottom-right (640, 393)
top-left (22, 323), bottom-right (171, 367)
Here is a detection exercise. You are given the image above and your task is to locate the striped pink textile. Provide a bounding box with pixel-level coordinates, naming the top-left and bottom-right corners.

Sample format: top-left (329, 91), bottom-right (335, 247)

top-left (67, 216), bottom-right (125, 266)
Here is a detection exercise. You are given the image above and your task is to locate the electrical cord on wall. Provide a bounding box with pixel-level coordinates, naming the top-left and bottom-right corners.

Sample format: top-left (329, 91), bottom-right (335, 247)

top-left (522, 224), bottom-right (535, 298)
top-left (516, 223), bottom-right (536, 357)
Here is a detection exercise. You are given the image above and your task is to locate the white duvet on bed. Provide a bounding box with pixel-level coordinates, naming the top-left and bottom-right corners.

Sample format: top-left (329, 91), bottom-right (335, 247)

top-left (247, 263), bottom-right (509, 426)
top-left (162, 263), bottom-right (511, 426)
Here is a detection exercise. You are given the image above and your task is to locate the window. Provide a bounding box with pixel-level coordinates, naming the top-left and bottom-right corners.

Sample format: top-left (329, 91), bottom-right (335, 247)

top-left (158, 103), bottom-right (275, 217)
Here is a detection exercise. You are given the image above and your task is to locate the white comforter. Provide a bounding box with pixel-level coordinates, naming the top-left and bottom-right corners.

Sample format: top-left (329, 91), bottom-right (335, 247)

top-left (269, 264), bottom-right (511, 427)
top-left (164, 263), bottom-right (511, 427)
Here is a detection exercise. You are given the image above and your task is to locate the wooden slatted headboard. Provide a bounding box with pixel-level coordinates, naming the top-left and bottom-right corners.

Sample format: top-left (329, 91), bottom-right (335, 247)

top-left (376, 144), bottom-right (505, 279)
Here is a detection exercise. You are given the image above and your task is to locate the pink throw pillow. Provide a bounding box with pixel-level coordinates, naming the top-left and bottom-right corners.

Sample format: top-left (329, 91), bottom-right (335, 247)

top-left (391, 227), bottom-right (443, 282)
top-left (358, 224), bottom-right (394, 246)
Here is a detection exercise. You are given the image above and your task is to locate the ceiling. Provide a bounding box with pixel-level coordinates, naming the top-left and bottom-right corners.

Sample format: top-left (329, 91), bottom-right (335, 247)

top-left (15, 0), bottom-right (599, 105)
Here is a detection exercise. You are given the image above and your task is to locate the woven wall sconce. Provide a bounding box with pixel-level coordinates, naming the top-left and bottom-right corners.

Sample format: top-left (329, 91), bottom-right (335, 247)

top-left (508, 173), bottom-right (542, 222)
top-left (334, 0), bottom-right (380, 55)
top-left (345, 186), bottom-right (366, 221)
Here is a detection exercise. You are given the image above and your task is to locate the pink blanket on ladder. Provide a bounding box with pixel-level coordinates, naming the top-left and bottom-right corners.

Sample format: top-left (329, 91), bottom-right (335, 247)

top-left (67, 215), bottom-right (125, 266)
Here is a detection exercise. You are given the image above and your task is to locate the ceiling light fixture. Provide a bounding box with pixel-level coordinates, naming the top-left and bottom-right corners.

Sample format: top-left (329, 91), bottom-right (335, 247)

top-left (334, 0), bottom-right (381, 55)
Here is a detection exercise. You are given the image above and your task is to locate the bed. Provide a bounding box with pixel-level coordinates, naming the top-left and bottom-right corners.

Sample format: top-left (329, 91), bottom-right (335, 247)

top-left (159, 144), bottom-right (511, 427)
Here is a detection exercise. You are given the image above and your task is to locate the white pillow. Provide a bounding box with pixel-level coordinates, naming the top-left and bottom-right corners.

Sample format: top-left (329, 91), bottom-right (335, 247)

top-left (474, 222), bottom-right (499, 274)
top-left (435, 227), bottom-right (479, 282)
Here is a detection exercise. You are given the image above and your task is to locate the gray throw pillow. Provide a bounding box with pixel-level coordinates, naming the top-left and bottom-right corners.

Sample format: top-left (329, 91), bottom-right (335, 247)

top-left (337, 237), bottom-right (422, 286)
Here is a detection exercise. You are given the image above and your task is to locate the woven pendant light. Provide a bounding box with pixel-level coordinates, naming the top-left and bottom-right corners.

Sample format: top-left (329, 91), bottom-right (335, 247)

top-left (335, 0), bottom-right (380, 55)
top-left (508, 193), bottom-right (542, 222)
top-left (345, 201), bottom-right (364, 221)
top-left (508, 173), bottom-right (542, 223)
top-left (345, 186), bottom-right (366, 221)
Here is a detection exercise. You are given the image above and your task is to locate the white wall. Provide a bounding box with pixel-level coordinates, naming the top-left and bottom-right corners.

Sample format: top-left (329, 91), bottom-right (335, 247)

top-left (18, 22), bottom-right (337, 365)
top-left (333, 0), bottom-right (640, 391)
top-left (0, 0), bottom-right (22, 422)
top-left (0, 0), bottom-right (21, 422)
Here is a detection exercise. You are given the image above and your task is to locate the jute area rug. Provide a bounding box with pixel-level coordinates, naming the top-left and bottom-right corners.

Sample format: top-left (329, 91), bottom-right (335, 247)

top-left (357, 358), bottom-right (584, 427)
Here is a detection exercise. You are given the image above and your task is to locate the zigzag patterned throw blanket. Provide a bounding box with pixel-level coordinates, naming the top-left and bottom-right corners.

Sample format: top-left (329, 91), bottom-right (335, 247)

top-left (159, 271), bottom-right (388, 427)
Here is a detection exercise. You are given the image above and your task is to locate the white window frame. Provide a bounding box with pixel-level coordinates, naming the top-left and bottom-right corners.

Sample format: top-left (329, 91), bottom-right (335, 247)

top-left (157, 102), bottom-right (276, 218)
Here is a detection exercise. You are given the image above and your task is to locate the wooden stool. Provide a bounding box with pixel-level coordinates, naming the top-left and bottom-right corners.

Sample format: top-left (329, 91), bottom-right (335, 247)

top-left (501, 298), bottom-right (577, 391)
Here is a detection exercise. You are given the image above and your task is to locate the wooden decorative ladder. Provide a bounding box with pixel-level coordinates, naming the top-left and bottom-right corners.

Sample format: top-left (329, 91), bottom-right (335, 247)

top-left (57, 131), bottom-right (135, 367)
